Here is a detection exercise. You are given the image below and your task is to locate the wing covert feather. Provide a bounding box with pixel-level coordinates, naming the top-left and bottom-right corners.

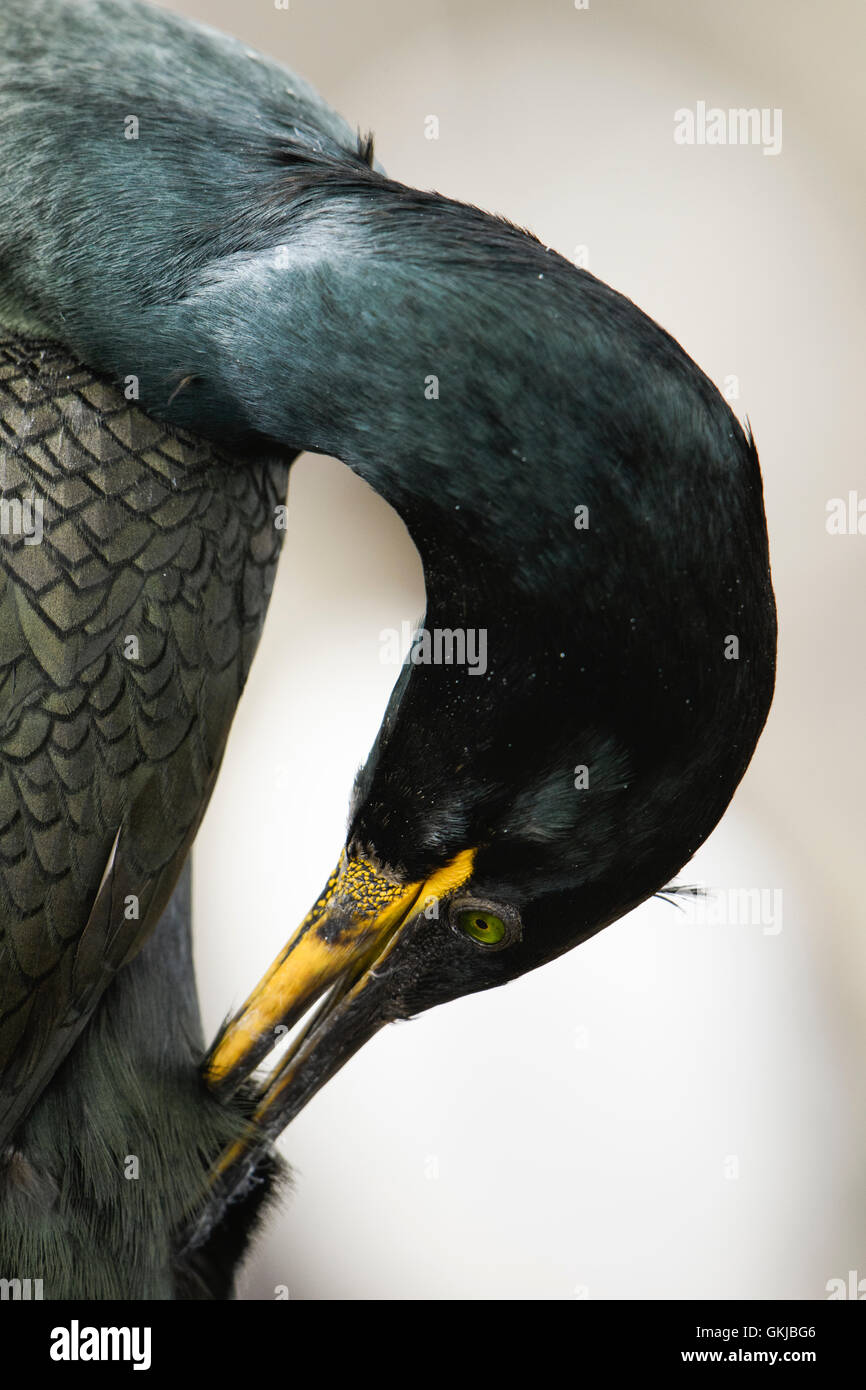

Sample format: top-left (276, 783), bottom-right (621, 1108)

top-left (0, 332), bottom-right (289, 1142)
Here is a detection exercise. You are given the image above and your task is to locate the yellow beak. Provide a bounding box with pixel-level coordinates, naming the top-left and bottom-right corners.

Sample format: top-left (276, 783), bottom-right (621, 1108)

top-left (206, 846), bottom-right (476, 1100)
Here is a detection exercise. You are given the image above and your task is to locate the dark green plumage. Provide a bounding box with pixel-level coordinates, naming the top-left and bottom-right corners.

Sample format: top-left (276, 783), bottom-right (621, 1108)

top-left (0, 332), bottom-right (287, 1295)
top-left (0, 333), bottom-right (288, 1143)
top-left (3, 861), bottom-right (281, 1298)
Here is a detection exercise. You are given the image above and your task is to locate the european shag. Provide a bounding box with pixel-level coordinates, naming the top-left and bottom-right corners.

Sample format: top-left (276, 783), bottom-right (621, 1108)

top-left (0, 0), bottom-right (776, 1296)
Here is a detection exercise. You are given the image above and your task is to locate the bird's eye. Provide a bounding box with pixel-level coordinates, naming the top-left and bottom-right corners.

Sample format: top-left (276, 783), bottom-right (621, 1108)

top-left (450, 900), bottom-right (521, 951)
top-left (456, 909), bottom-right (506, 945)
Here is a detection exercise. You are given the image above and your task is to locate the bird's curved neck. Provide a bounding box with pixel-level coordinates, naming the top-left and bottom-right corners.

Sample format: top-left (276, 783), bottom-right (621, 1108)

top-left (183, 204), bottom-right (575, 608)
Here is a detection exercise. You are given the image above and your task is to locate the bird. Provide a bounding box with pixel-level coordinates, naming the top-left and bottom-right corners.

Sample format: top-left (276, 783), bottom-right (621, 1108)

top-left (0, 0), bottom-right (776, 1295)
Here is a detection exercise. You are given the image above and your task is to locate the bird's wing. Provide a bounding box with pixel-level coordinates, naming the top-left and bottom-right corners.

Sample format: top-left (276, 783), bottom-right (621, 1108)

top-left (0, 331), bottom-right (289, 1145)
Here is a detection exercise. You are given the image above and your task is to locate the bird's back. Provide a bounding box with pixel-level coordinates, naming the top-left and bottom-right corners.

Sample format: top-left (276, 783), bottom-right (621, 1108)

top-left (0, 331), bottom-right (287, 1143)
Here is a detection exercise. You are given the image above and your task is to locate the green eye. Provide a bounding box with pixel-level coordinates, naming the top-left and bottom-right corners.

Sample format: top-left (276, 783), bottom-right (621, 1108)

top-left (456, 909), bottom-right (507, 946)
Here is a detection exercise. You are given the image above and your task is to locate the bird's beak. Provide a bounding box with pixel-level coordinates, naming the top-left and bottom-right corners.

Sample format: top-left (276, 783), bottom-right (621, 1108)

top-left (205, 846), bottom-right (476, 1139)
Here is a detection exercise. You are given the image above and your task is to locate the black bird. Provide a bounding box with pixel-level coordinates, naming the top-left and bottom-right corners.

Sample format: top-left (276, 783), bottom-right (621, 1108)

top-left (0, 0), bottom-right (776, 1291)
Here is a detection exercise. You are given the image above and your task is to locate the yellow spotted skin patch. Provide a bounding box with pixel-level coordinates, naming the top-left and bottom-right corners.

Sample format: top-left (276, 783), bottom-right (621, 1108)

top-left (322, 854), bottom-right (411, 932)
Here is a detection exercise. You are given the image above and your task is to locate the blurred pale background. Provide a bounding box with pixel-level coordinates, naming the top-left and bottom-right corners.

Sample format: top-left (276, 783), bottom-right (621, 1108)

top-left (152, 0), bottom-right (864, 1297)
